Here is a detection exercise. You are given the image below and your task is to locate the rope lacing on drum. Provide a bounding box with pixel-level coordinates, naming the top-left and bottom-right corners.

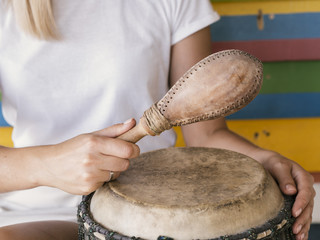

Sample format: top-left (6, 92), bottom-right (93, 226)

top-left (77, 194), bottom-right (295, 240)
top-left (157, 236), bottom-right (174, 240)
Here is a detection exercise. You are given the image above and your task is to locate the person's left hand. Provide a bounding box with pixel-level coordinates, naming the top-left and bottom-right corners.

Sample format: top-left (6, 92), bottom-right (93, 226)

top-left (259, 152), bottom-right (315, 240)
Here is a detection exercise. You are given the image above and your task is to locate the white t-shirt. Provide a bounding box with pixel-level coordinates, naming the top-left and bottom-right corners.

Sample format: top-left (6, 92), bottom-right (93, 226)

top-left (0, 0), bottom-right (219, 226)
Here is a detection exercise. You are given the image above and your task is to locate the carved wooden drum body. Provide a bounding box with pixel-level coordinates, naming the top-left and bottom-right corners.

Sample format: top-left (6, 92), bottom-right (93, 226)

top-left (78, 147), bottom-right (295, 240)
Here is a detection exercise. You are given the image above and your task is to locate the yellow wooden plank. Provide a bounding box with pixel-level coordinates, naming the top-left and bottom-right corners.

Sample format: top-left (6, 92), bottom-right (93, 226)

top-left (211, 1), bottom-right (320, 16)
top-left (227, 117), bottom-right (320, 172)
top-left (174, 126), bottom-right (185, 147)
top-left (174, 118), bottom-right (320, 172)
top-left (0, 127), bottom-right (13, 147)
top-left (2, 122), bottom-right (319, 171)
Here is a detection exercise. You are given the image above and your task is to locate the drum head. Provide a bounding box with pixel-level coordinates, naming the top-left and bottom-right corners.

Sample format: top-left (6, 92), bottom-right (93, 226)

top-left (81, 147), bottom-right (292, 240)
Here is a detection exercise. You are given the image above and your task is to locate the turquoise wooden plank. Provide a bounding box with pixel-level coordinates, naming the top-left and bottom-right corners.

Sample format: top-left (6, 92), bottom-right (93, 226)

top-left (310, 224), bottom-right (320, 239)
top-left (1, 92), bottom-right (320, 124)
top-left (227, 93), bottom-right (320, 119)
top-left (0, 103), bottom-right (9, 127)
top-left (210, 13), bottom-right (320, 41)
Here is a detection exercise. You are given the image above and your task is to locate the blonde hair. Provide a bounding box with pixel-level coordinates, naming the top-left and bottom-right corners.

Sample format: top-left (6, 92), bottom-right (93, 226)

top-left (8, 0), bottom-right (59, 40)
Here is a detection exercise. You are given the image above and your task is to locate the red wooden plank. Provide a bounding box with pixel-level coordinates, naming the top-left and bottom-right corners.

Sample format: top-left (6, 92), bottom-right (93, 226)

top-left (312, 172), bottom-right (320, 183)
top-left (212, 38), bottom-right (320, 62)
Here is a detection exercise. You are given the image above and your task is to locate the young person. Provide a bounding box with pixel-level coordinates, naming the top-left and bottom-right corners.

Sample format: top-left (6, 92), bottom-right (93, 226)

top-left (0, 1), bottom-right (314, 239)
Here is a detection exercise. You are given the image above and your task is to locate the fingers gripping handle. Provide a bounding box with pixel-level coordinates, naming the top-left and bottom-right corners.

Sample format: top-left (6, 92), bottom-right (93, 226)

top-left (117, 117), bottom-right (154, 143)
top-left (117, 104), bottom-right (172, 143)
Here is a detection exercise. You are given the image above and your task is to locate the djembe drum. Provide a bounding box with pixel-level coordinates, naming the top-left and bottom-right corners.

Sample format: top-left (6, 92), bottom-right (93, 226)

top-left (78, 147), bottom-right (295, 240)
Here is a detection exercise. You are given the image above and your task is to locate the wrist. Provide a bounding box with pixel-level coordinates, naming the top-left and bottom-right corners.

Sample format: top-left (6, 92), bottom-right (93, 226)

top-left (246, 147), bottom-right (281, 165)
top-left (0, 146), bottom-right (45, 191)
top-left (14, 145), bottom-right (54, 189)
top-left (25, 145), bottom-right (56, 189)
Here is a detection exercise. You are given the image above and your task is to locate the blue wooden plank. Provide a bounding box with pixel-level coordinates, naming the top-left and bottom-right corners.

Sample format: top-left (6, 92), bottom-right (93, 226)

top-left (310, 224), bottom-right (320, 240)
top-left (0, 103), bottom-right (10, 127)
top-left (227, 93), bottom-right (320, 119)
top-left (1, 93), bottom-right (319, 124)
top-left (210, 13), bottom-right (320, 41)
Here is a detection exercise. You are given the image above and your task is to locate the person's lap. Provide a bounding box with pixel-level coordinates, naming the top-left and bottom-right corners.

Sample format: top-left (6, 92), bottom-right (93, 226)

top-left (0, 221), bottom-right (78, 240)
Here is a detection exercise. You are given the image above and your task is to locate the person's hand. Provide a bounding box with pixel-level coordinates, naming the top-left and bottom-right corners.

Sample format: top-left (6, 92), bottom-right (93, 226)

top-left (259, 152), bottom-right (315, 240)
top-left (33, 118), bottom-right (140, 195)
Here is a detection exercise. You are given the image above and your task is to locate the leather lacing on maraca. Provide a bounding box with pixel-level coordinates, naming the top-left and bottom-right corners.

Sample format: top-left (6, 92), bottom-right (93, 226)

top-left (142, 104), bottom-right (171, 135)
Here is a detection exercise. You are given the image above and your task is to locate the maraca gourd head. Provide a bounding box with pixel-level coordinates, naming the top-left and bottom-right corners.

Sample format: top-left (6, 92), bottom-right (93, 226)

top-left (119, 49), bottom-right (263, 143)
top-left (157, 49), bottom-right (263, 126)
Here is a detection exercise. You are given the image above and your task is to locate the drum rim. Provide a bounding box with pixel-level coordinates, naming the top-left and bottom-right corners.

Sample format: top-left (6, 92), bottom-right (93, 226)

top-left (78, 192), bottom-right (295, 240)
top-left (106, 147), bottom-right (269, 209)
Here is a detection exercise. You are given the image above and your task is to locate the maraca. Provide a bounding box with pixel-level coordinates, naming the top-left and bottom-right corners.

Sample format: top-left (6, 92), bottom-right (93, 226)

top-left (119, 49), bottom-right (263, 143)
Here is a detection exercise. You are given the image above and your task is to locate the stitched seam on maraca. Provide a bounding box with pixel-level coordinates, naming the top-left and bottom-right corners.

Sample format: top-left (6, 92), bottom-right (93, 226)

top-left (176, 74), bottom-right (262, 126)
top-left (160, 49), bottom-right (263, 125)
top-left (156, 49), bottom-right (263, 126)
top-left (143, 104), bottom-right (172, 135)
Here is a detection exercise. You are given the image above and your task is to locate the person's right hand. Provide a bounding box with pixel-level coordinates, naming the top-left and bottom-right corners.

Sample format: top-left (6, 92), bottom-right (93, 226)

top-left (33, 118), bottom-right (140, 195)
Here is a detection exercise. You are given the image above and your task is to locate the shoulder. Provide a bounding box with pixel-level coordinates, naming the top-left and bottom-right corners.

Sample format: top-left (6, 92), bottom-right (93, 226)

top-left (163, 0), bottom-right (219, 45)
top-left (142, 0), bottom-right (219, 23)
top-left (0, 0), bottom-right (10, 14)
top-left (0, 0), bottom-right (11, 25)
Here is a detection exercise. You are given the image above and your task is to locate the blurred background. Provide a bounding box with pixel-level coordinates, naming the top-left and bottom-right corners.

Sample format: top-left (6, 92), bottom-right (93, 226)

top-left (0, 0), bottom-right (319, 238)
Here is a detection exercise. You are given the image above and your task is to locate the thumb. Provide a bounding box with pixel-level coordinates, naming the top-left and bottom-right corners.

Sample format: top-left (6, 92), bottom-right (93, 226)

top-left (94, 118), bottom-right (136, 137)
top-left (270, 162), bottom-right (297, 196)
top-left (281, 181), bottom-right (297, 196)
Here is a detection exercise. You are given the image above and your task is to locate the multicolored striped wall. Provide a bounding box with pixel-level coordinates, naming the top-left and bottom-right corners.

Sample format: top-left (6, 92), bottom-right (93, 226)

top-left (175, 0), bottom-right (320, 185)
top-left (0, 0), bottom-right (319, 193)
top-left (204, 0), bottom-right (320, 223)
top-left (1, 1), bottom-right (320, 175)
top-left (0, 92), bottom-right (12, 147)
top-left (206, 0), bottom-right (320, 181)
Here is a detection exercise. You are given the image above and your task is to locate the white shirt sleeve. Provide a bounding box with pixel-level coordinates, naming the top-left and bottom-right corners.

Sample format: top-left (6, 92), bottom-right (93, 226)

top-left (169, 0), bottom-right (220, 45)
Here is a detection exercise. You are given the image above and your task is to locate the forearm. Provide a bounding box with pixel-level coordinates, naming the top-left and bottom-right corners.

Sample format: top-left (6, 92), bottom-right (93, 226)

top-left (182, 119), bottom-right (279, 164)
top-left (0, 121), bottom-right (140, 195)
top-left (0, 146), bottom-right (43, 193)
top-left (203, 128), bottom-right (277, 162)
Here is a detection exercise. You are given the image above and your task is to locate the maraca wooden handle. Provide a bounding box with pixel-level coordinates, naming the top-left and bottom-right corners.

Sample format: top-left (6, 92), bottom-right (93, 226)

top-left (117, 117), bottom-right (155, 143)
top-left (118, 104), bottom-right (171, 143)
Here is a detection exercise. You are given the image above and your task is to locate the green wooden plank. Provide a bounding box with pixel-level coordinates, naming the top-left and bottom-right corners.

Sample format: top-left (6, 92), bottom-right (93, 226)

top-left (211, 0), bottom-right (278, 2)
top-left (210, 0), bottom-right (305, 2)
top-left (261, 61), bottom-right (320, 94)
top-left (0, 62), bottom-right (317, 98)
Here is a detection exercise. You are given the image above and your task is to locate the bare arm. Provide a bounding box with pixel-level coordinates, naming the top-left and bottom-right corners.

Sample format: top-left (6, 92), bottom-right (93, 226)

top-left (0, 119), bottom-right (139, 195)
top-left (0, 145), bottom-right (40, 192)
top-left (170, 27), bottom-right (315, 240)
